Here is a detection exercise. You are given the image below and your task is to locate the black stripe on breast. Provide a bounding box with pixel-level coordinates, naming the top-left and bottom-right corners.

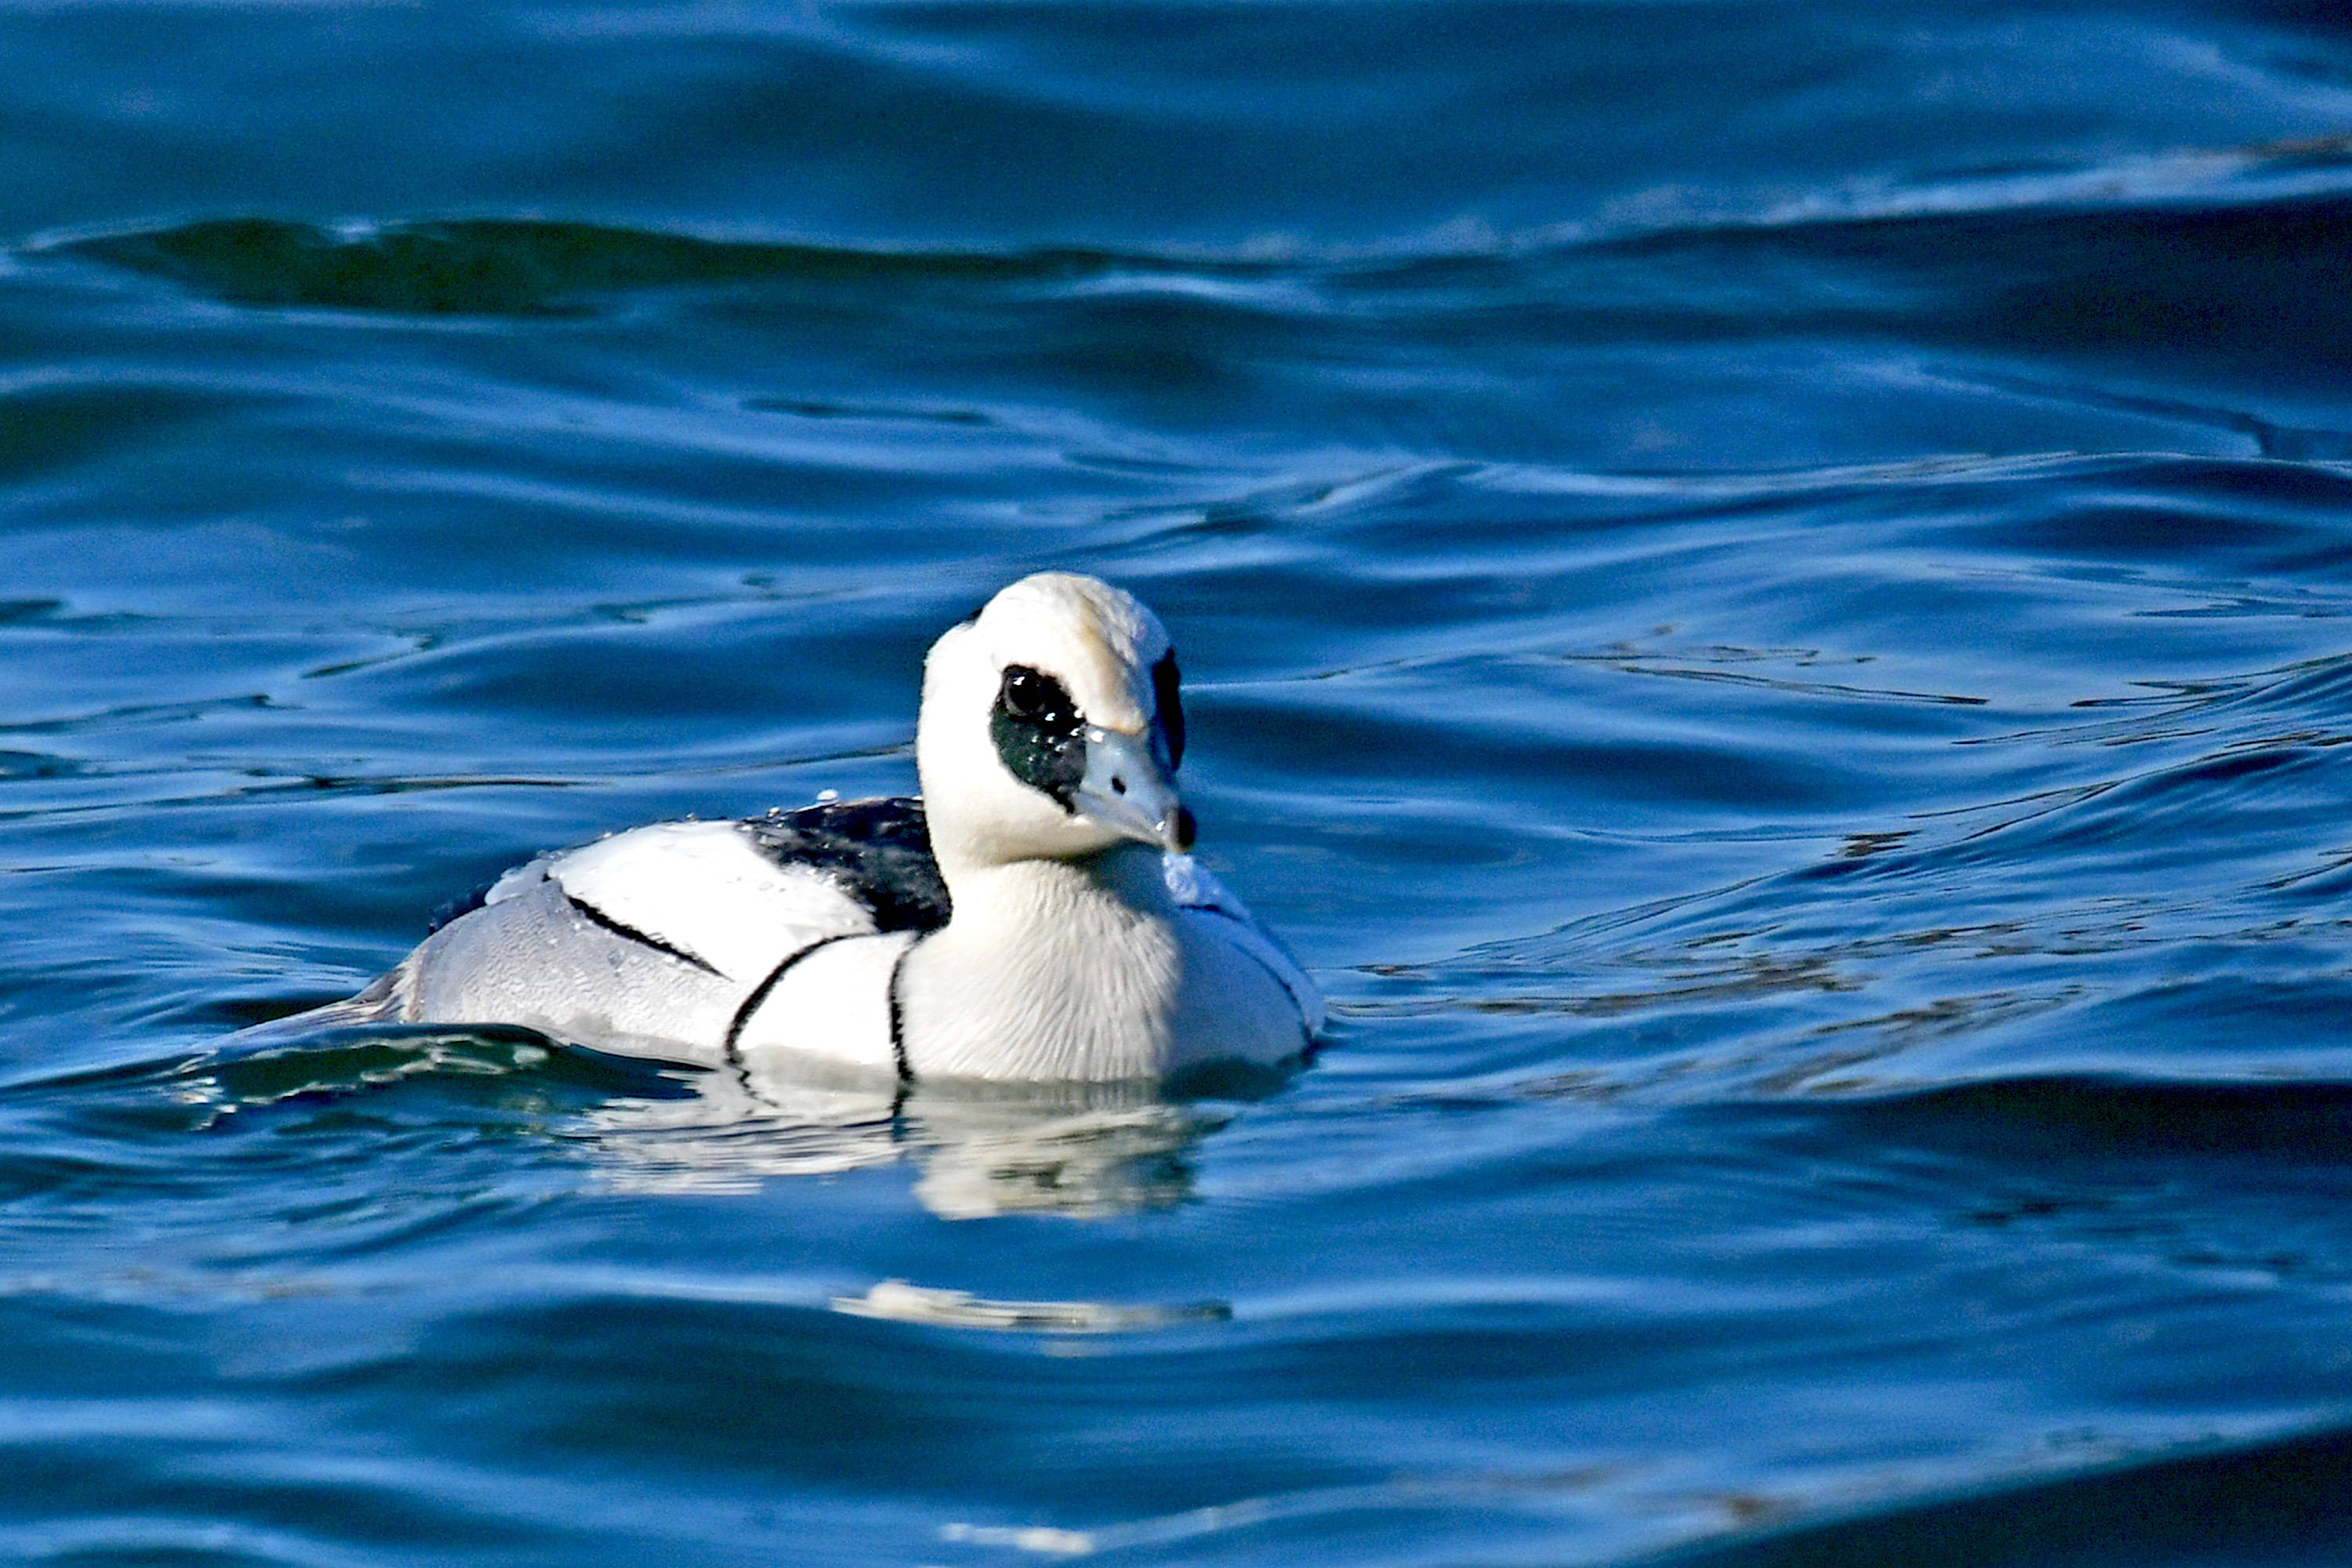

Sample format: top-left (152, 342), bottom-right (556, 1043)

top-left (887, 940), bottom-right (915, 1083)
top-left (564, 892), bottom-right (724, 977)
top-left (723, 931), bottom-right (862, 1066)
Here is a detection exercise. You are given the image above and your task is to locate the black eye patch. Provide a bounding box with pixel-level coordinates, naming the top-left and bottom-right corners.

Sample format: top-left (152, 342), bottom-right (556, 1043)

top-left (990, 664), bottom-right (1085, 809)
top-left (1152, 649), bottom-right (1183, 770)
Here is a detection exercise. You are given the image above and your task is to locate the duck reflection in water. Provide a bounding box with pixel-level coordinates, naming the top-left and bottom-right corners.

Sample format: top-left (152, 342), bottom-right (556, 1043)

top-left (182, 1024), bottom-right (1261, 1219)
top-left (576, 1062), bottom-right (1272, 1218)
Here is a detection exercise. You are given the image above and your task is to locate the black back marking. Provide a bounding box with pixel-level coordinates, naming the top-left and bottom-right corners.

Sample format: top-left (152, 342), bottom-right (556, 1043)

top-left (564, 892), bottom-right (724, 977)
top-left (1152, 648), bottom-right (1184, 769)
top-left (739, 796), bottom-right (950, 932)
top-left (989, 663), bottom-right (1086, 811)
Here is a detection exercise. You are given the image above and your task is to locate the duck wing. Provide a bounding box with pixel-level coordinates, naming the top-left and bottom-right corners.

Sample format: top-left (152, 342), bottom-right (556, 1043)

top-left (333, 799), bottom-right (945, 1062)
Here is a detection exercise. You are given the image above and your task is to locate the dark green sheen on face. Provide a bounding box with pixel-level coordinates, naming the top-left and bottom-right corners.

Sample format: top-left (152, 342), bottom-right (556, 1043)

top-left (989, 664), bottom-right (1086, 808)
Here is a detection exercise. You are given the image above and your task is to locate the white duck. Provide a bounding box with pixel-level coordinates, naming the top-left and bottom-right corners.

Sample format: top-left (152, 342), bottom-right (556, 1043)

top-left (287, 572), bottom-right (1320, 1083)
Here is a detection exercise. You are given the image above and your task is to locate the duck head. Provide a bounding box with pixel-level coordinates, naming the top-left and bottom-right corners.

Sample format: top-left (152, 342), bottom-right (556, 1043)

top-left (916, 572), bottom-right (1192, 875)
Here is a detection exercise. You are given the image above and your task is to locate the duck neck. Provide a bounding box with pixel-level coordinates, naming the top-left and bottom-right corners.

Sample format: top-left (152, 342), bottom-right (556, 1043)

top-left (899, 844), bottom-right (1182, 1080)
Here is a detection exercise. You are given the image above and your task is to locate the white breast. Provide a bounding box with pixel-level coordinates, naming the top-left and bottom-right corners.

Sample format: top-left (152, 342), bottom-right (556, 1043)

top-left (731, 931), bottom-right (917, 1077)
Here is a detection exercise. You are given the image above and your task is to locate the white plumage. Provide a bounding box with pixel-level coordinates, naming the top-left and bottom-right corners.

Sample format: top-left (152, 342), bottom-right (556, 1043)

top-left (275, 573), bottom-right (1321, 1083)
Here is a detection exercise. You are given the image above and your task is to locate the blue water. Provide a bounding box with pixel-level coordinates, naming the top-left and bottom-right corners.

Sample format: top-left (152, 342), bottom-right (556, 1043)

top-left (9, 3), bottom-right (2352, 1563)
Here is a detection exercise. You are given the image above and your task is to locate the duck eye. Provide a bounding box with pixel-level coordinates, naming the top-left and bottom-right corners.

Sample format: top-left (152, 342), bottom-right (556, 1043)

top-left (1000, 666), bottom-right (1058, 720)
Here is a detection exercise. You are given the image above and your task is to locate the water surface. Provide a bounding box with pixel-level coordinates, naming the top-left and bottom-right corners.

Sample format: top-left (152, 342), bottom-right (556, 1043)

top-left (8, 3), bottom-right (2352, 1563)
